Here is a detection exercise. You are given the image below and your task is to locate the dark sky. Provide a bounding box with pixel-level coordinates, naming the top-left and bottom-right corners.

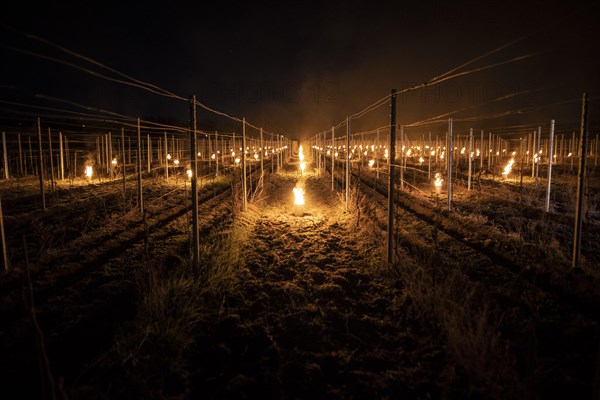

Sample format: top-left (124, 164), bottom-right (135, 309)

top-left (1, 0), bottom-right (599, 140)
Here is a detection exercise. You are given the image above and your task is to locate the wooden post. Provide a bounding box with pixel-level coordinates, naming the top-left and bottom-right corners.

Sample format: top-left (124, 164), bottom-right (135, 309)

top-left (108, 132), bottom-right (113, 177)
top-left (59, 132), bottom-right (64, 180)
top-left (189, 96), bottom-right (199, 269)
top-left (122, 128), bottom-right (126, 199)
top-left (546, 120), bottom-right (555, 213)
top-left (346, 116), bottom-right (350, 211)
top-left (215, 132), bottom-right (220, 176)
top-left (164, 131), bottom-right (168, 179)
top-left (260, 128), bottom-right (264, 179)
top-left (47, 128), bottom-right (55, 191)
top-left (400, 125), bottom-right (404, 190)
top-left (0, 195), bottom-right (8, 271)
top-left (532, 129), bottom-right (537, 178)
top-left (242, 118), bottom-right (247, 211)
top-left (331, 127), bottom-right (335, 191)
top-left (37, 119), bottom-right (46, 211)
top-left (468, 128), bottom-right (473, 190)
top-left (387, 89), bottom-right (397, 267)
top-left (448, 118), bottom-right (453, 210)
top-left (147, 134), bottom-right (151, 174)
top-left (573, 93), bottom-right (588, 268)
top-left (2, 132), bottom-right (8, 180)
top-left (137, 118), bottom-right (144, 214)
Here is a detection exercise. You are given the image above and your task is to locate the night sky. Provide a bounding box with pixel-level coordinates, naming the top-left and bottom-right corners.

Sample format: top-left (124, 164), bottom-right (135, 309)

top-left (1, 0), bottom-right (599, 140)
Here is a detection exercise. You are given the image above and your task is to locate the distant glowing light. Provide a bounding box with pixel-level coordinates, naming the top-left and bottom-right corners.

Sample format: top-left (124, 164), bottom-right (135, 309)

top-left (211, 153), bottom-right (216, 159)
top-left (85, 165), bottom-right (93, 178)
top-left (368, 159), bottom-right (375, 167)
top-left (111, 158), bottom-right (117, 166)
top-left (293, 187), bottom-right (305, 206)
top-left (174, 159), bottom-right (180, 166)
top-left (186, 169), bottom-right (192, 179)
top-left (419, 157), bottom-right (425, 164)
top-left (434, 173), bottom-right (443, 193)
top-left (167, 153), bottom-right (172, 160)
top-left (502, 158), bottom-right (515, 177)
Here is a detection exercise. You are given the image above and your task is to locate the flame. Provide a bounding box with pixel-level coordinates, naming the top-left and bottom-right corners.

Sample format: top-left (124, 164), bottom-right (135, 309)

top-left (293, 187), bottom-right (305, 205)
top-left (298, 145), bottom-right (304, 162)
top-left (502, 158), bottom-right (515, 177)
top-left (174, 159), bottom-right (180, 166)
top-left (186, 169), bottom-right (192, 178)
top-left (300, 162), bottom-right (306, 172)
top-left (111, 158), bottom-right (117, 166)
top-left (167, 153), bottom-right (172, 160)
top-left (368, 159), bottom-right (375, 167)
top-left (434, 172), bottom-right (443, 187)
top-left (85, 165), bottom-right (93, 178)
top-left (419, 157), bottom-right (424, 164)
top-left (211, 153), bottom-right (216, 159)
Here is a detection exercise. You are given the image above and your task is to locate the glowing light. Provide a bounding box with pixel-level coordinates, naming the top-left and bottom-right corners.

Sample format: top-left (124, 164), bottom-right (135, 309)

top-left (111, 158), bottom-right (117, 166)
top-left (334, 152), bottom-right (338, 158)
top-left (368, 159), bottom-right (375, 167)
top-left (293, 187), bottom-right (305, 206)
top-left (174, 159), bottom-right (180, 166)
top-left (430, 150), bottom-right (435, 156)
top-left (434, 172), bottom-right (443, 194)
top-left (299, 145), bottom-right (304, 162)
top-left (211, 153), bottom-right (216, 159)
top-left (300, 162), bottom-right (306, 172)
top-left (85, 165), bottom-right (93, 178)
top-left (235, 157), bottom-right (241, 164)
top-left (419, 157), bottom-right (425, 164)
top-left (254, 153), bottom-right (259, 160)
top-left (502, 158), bottom-right (515, 177)
top-left (568, 152), bottom-right (572, 157)
top-left (198, 152), bottom-right (202, 157)
top-left (186, 169), bottom-right (192, 178)
top-left (384, 149), bottom-right (389, 159)
top-left (167, 153), bottom-right (172, 160)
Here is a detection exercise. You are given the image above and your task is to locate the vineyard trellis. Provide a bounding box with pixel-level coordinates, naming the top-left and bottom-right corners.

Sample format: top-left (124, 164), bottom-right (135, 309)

top-left (308, 89), bottom-right (597, 270)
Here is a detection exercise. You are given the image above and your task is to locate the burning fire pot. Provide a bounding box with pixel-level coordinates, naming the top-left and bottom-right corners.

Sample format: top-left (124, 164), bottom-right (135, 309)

top-left (293, 186), bottom-right (305, 217)
top-left (433, 172), bottom-right (443, 194)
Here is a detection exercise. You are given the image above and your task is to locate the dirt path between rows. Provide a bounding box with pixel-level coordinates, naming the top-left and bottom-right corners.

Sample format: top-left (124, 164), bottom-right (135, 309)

top-left (187, 174), bottom-right (441, 399)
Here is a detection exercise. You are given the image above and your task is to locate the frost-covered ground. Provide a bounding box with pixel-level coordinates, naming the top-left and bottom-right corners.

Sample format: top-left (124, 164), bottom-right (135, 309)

top-left (1, 162), bottom-right (599, 399)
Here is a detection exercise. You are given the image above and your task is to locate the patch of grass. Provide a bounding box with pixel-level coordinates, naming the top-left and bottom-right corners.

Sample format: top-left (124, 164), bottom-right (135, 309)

top-left (398, 262), bottom-right (523, 399)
